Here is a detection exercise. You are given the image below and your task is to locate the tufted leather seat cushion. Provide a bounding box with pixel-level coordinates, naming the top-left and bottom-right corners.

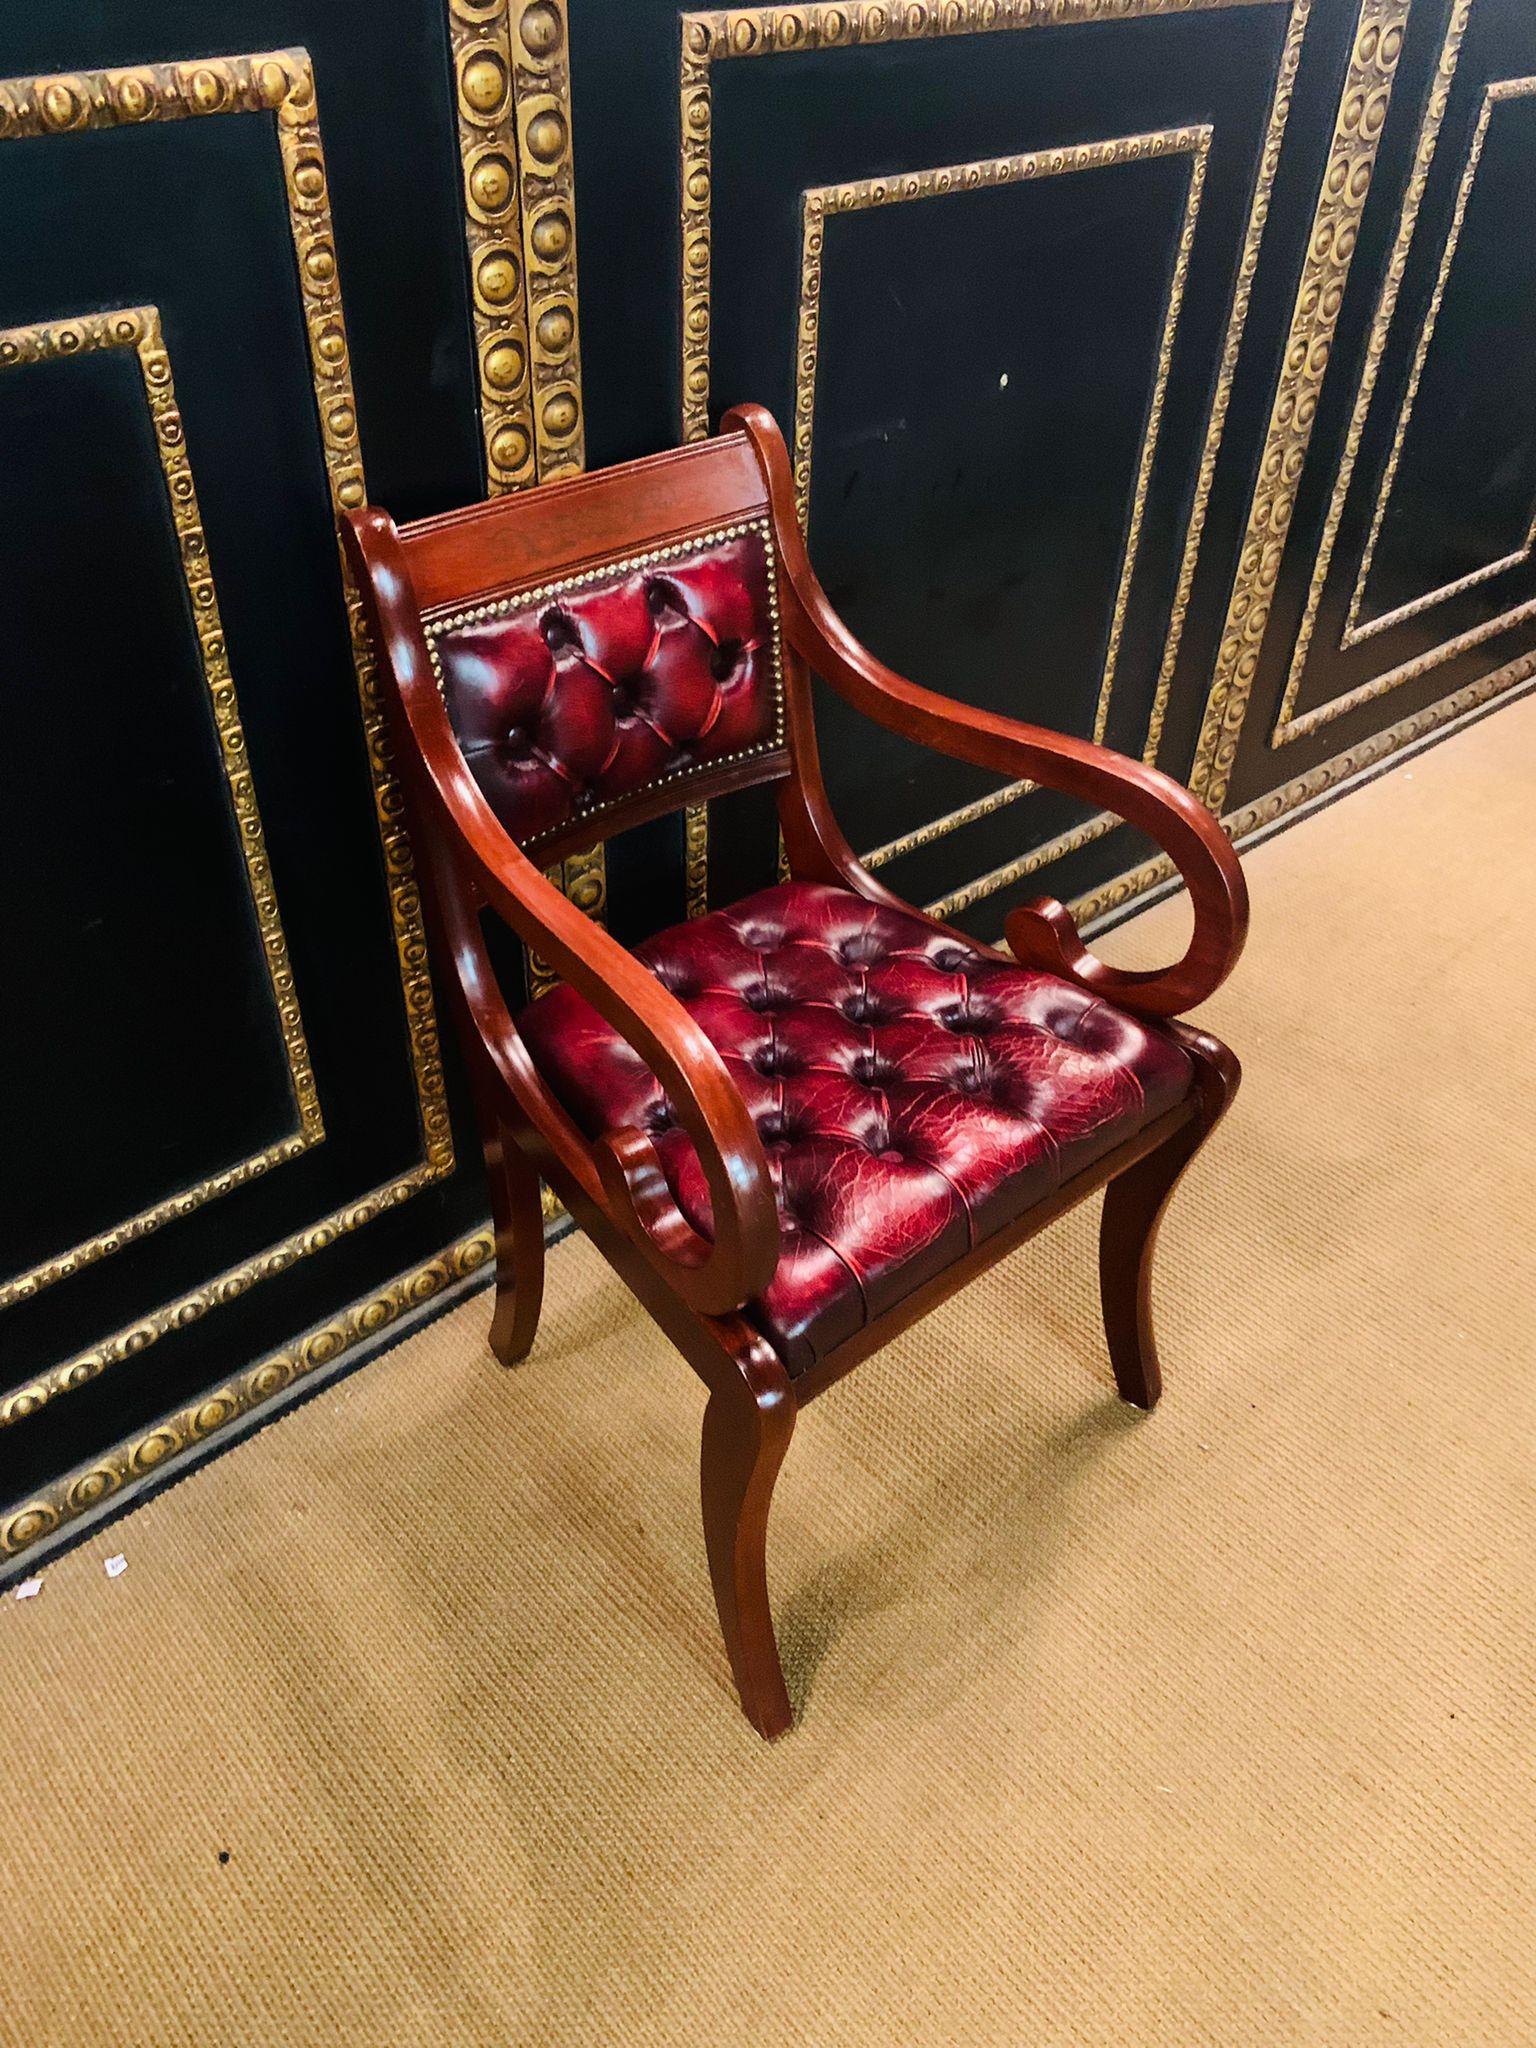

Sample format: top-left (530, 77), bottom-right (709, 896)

top-left (518, 881), bottom-right (1194, 1375)
top-left (429, 527), bottom-right (782, 853)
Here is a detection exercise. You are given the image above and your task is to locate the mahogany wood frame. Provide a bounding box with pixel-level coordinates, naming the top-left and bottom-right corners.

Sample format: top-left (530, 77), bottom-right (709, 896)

top-left (342, 405), bottom-right (1247, 1738)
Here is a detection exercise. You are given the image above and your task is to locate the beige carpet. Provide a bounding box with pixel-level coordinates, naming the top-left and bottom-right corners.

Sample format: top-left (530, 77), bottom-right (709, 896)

top-left (4, 697), bottom-right (1536, 2047)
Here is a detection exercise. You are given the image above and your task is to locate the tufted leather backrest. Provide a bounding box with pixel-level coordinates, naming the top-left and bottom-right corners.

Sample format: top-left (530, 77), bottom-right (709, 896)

top-left (422, 519), bottom-right (787, 859)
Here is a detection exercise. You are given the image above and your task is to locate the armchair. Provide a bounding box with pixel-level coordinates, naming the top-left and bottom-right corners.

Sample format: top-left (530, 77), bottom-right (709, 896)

top-left (342, 405), bottom-right (1247, 1737)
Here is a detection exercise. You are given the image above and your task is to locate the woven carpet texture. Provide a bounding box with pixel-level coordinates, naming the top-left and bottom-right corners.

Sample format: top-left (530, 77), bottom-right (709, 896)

top-left (2, 695), bottom-right (1534, 2045)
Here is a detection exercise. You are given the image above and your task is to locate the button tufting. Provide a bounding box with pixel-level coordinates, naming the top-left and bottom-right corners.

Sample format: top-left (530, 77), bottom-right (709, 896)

top-left (709, 637), bottom-right (743, 681)
top-left (540, 606), bottom-right (579, 651)
top-left (516, 878), bottom-right (1195, 1377)
top-left (431, 526), bottom-right (783, 854)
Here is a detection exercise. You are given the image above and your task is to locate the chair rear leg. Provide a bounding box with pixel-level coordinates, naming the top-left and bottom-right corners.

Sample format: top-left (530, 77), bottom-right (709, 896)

top-left (484, 1120), bottom-right (545, 1367)
top-left (1100, 1030), bottom-right (1240, 1411)
top-left (700, 1351), bottom-right (796, 1738)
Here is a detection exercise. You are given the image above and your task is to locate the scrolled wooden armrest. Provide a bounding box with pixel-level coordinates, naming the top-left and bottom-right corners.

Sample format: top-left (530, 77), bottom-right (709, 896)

top-left (342, 508), bottom-right (781, 1317)
top-left (724, 402), bottom-right (1249, 1019)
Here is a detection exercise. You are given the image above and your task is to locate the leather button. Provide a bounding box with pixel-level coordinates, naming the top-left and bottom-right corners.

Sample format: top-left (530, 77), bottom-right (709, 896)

top-left (709, 637), bottom-right (743, 680)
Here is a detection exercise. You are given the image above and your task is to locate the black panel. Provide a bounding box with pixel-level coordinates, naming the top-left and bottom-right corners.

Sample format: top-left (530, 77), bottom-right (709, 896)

top-left (1357, 90), bottom-right (1536, 626)
top-left (1220, 0), bottom-right (1536, 816)
top-left (0, 5), bottom-right (490, 1524)
top-left (806, 154), bottom-right (1193, 838)
top-left (0, 114), bottom-right (422, 1361)
top-left (570, 0), bottom-right (1363, 933)
top-left (0, 345), bottom-right (295, 1278)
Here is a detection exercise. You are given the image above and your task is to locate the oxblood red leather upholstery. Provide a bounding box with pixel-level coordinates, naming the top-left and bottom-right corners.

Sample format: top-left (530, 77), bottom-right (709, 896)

top-left (430, 527), bottom-right (782, 853)
top-left (519, 881), bottom-right (1193, 1374)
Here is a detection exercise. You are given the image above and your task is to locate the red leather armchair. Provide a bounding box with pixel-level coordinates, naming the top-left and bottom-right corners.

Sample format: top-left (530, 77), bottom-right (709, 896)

top-left (343, 406), bottom-right (1246, 1737)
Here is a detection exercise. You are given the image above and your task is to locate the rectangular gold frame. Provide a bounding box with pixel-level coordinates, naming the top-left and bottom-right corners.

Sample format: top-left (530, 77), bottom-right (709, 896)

top-left (679, 0), bottom-right (1311, 918)
top-left (1340, 80), bottom-right (1536, 650)
top-left (0, 304), bottom-right (324, 1312)
top-left (0, 49), bottom-right (454, 1430)
top-left (1269, 0), bottom-right (1475, 744)
top-left (793, 127), bottom-right (1210, 879)
top-left (1271, 59), bottom-right (1536, 745)
top-left (1190, 0), bottom-right (1416, 806)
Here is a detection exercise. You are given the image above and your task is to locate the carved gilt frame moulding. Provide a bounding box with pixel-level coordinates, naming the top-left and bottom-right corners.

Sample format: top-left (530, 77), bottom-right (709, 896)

top-left (1336, 76), bottom-right (1536, 652)
top-left (1274, 51), bottom-right (1536, 739)
top-left (680, 0), bottom-right (1312, 918)
top-left (1092, 0), bottom-right (1536, 904)
top-left (447, 0), bottom-right (607, 967)
top-left (0, 305), bottom-right (324, 1313)
top-left (0, 49), bottom-right (453, 1431)
top-left (797, 127), bottom-right (1210, 890)
top-left (1190, 0), bottom-right (1417, 807)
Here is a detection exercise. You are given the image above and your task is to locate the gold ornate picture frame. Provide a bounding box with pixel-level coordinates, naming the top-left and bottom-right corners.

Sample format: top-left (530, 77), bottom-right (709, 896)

top-left (0, 50), bottom-right (455, 1448)
top-left (678, 0), bottom-right (1313, 917)
top-left (0, 305), bottom-right (324, 1314)
top-left (793, 127), bottom-right (1210, 906)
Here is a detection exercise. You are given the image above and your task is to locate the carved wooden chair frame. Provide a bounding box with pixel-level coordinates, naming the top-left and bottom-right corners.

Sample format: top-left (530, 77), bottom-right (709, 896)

top-left (343, 406), bottom-right (1247, 1737)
